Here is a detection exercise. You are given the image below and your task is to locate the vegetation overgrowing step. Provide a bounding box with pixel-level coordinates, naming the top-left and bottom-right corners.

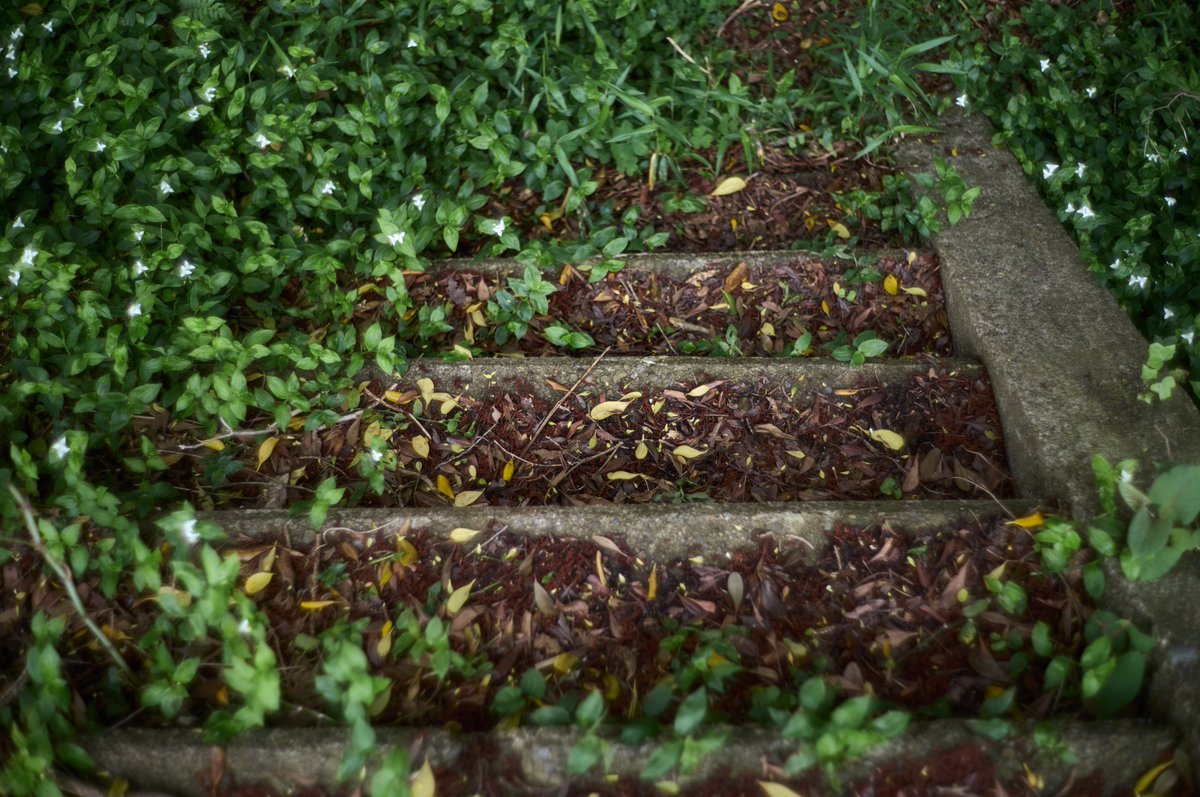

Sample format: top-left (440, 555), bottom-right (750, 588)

top-left (159, 359), bottom-right (1009, 511)
top-left (366, 250), bottom-right (949, 359)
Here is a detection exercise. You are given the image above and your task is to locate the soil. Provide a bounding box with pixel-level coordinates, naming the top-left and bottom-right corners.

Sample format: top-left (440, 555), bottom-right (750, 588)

top-left (150, 365), bottom-right (1010, 510)
top-left (373, 252), bottom-right (950, 359)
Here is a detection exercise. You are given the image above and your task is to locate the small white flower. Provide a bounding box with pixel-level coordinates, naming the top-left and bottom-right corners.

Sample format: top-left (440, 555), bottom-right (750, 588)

top-left (1039, 58), bottom-right (1050, 72)
top-left (159, 179), bottom-right (173, 195)
top-left (1065, 202), bottom-right (1076, 214)
top-left (202, 86), bottom-right (216, 103)
top-left (1077, 205), bottom-right (1095, 219)
top-left (387, 231), bottom-right (406, 247)
top-left (94, 139), bottom-right (107, 152)
top-left (493, 218), bottom-right (506, 237)
top-left (20, 246), bottom-right (37, 265)
top-left (1184, 330), bottom-right (1195, 345)
top-left (1120, 470), bottom-right (1133, 484)
top-left (955, 93), bottom-right (967, 108)
top-left (4, 45), bottom-right (13, 61)
top-left (237, 618), bottom-right (252, 636)
top-left (1110, 257), bottom-right (1121, 270)
top-left (1165, 196), bottom-right (1176, 208)
top-left (198, 42), bottom-right (210, 59)
top-left (1042, 163), bottom-right (1059, 180)
top-left (11, 28), bottom-right (23, 42)
top-left (180, 518), bottom-right (199, 545)
top-left (320, 180), bottom-right (336, 196)
top-left (1164, 307), bottom-right (1175, 320)
top-left (12, 214), bottom-right (23, 229)
top-left (133, 228), bottom-right (144, 242)
top-left (6, 68), bottom-right (15, 79)
top-left (42, 20), bottom-right (55, 34)
top-left (132, 259), bottom-right (147, 277)
top-left (1085, 86), bottom-right (1097, 98)
top-left (72, 93), bottom-right (83, 110)
top-left (407, 38), bottom-right (418, 48)
top-left (51, 436), bottom-right (69, 460)
top-left (178, 259), bottom-right (195, 278)
top-left (8, 269), bottom-right (19, 286)
top-left (1146, 152), bottom-right (1160, 163)
top-left (50, 119), bottom-right (62, 134)
top-left (127, 301), bottom-right (142, 319)
top-left (412, 193), bottom-right (425, 211)
top-left (185, 106), bottom-right (200, 122)
top-left (1179, 146), bottom-right (1190, 157)
top-left (1129, 275), bottom-right (1147, 290)
top-left (281, 64), bottom-right (295, 78)
top-left (369, 449), bottom-right (383, 463)
top-left (1075, 163), bottom-right (1085, 179)
top-left (254, 132), bottom-right (271, 149)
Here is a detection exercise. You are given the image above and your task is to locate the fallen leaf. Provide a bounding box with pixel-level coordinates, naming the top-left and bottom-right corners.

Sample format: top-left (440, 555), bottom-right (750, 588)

top-left (590, 400), bottom-right (632, 421)
top-left (723, 262), bottom-right (749, 293)
top-left (244, 571), bottom-right (273, 595)
top-left (902, 286), bottom-right (928, 297)
top-left (448, 527), bottom-right (481, 543)
top-left (396, 536), bottom-right (418, 567)
top-left (201, 438), bottom-right (226, 452)
top-left (606, 471), bottom-right (642, 481)
top-left (412, 436), bottom-right (430, 459)
top-left (907, 250), bottom-right (917, 265)
top-left (758, 782), bottom-right (804, 797)
top-left (771, 2), bottom-right (789, 21)
top-left (786, 450), bottom-right (806, 460)
top-left (1006, 512), bottom-right (1045, 529)
top-left (411, 759), bottom-right (436, 797)
top-left (446, 580), bottom-right (474, 615)
top-left (502, 460), bottom-right (515, 481)
top-left (647, 564), bottom-right (658, 600)
top-left (635, 441), bottom-right (649, 460)
top-left (710, 176), bottom-right (747, 196)
top-left (417, 378), bottom-right (434, 405)
top-left (384, 390), bottom-right (404, 403)
top-left (728, 572), bottom-right (744, 611)
top-left (377, 620), bottom-right (394, 658)
top-left (300, 600), bottom-right (337, 610)
top-left (256, 436), bottom-right (279, 470)
top-left (828, 220), bottom-right (851, 239)
top-left (672, 444), bottom-right (706, 460)
top-left (453, 490), bottom-right (483, 507)
top-left (436, 474), bottom-right (454, 499)
top-left (532, 580), bottom-right (557, 616)
top-left (869, 429), bottom-right (906, 451)
top-left (883, 274), bottom-right (899, 295)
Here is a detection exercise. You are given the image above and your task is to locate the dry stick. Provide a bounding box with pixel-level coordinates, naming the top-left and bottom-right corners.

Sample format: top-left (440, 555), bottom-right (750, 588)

top-left (363, 386), bottom-right (433, 440)
top-left (520, 345), bottom-right (612, 457)
top-left (717, 0), bottom-right (763, 38)
top-left (175, 409), bottom-right (364, 451)
top-left (8, 485), bottom-right (135, 679)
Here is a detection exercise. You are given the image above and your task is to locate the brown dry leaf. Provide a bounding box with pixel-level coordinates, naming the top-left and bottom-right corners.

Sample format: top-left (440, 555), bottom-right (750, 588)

top-left (723, 262), bottom-right (749, 294)
top-left (532, 580), bottom-right (557, 616)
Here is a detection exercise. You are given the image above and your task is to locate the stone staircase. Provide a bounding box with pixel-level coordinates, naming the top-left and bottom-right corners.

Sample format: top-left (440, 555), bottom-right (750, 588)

top-left (82, 111), bottom-right (1200, 795)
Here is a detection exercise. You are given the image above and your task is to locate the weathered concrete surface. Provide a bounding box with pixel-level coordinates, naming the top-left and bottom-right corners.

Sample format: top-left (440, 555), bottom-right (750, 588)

top-left (204, 499), bottom-right (1039, 562)
top-left (379, 356), bottom-right (982, 402)
top-left (897, 109), bottom-right (1200, 518)
top-left (83, 721), bottom-right (1175, 796)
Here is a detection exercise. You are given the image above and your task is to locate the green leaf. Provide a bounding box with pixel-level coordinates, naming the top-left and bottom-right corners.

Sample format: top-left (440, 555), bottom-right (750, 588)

top-left (1080, 636), bottom-right (1113, 670)
top-left (568, 734), bottom-right (605, 775)
top-left (830, 695), bottom-right (875, 729)
top-left (674, 687), bottom-right (708, 736)
top-left (1148, 466), bottom-right (1200, 525)
top-left (1127, 507), bottom-right (1171, 558)
top-left (1084, 650), bottom-right (1144, 718)
top-left (1031, 621), bottom-right (1054, 657)
top-left (967, 718), bottom-right (1010, 740)
top-left (575, 690), bottom-right (605, 729)
top-left (640, 739), bottom-right (683, 780)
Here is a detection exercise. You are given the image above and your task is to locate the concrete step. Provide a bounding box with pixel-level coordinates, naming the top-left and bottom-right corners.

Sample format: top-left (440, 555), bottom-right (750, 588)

top-left (83, 720), bottom-right (1178, 796)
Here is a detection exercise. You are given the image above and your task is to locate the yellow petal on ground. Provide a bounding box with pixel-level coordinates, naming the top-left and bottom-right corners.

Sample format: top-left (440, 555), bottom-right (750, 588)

top-left (502, 460), bottom-right (515, 482)
top-left (256, 436), bottom-right (279, 470)
top-left (672, 445), bottom-right (706, 460)
top-left (1006, 512), bottom-right (1046, 529)
top-left (300, 600), bottom-right (337, 610)
top-left (590, 400), bottom-right (631, 421)
top-left (902, 286), bottom-right (928, 297)
top-left (607, 471), bottom-right (642, 481)
top-left (709, 176), bottom-right (747, 196)
top-left (446, 579), bottom-right (474, 615)
top-left (828, 220), bottom-right (851, 239)
top-left (869, 429), bottom-right (906, 451)
top-left (417, 378), bottom-right (434, 405)
top-left (454, 490), bottom-right (483, 507)
top-left (244, 571), bottom-right (273, 595)
top-left (411, 759), bottom-right (436, 797)
top-left (412, 436), bottom-right (430, 459)
top-left (449, 527), bottom-right (482, 544)
top-left (436, 474), bottom-right (454, 499)
top-left (201, 438), bottom-right (226, 451)
top-left (883, 274), bottom-right (899, 295)
top-left (635, 441), bottom-right (649, 460)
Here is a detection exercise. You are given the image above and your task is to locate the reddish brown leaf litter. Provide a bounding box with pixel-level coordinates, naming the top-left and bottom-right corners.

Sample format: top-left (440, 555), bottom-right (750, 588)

top-left (155, 366), bottom-right (1009, 509)
top-left (381, 252), bottom-right (949, 358)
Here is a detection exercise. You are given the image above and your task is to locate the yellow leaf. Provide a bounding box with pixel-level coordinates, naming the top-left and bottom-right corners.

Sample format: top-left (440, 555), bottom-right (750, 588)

top-left (262, 544), bottom-right (277, 572)
top-left (377, 620), bottom-right (394, 658)
top-left (869, 429), bottom-right (906, 451)
top-left (821, 299), bottom-right (830, 315)
top-left (828, 220), bottom-right (851, 239)
top-left (590, 400), bottom-right (631, 421)
top-left (499, 460), bottom-right (514, 483)
top-left (607, 471), bottom-right (642, 481)
top-left (883, 274), bottom-right (899, 295)
top-left (157, 586), bottom-right (192, 607)
top-left (412, 436), bottom-right (430, 459)
top-left (635, 441), bottom-right (648, 460)
top-left (436, 474), bottom-right (454, 499)
top-left (200, 438), bottom-right (226, 451)
top-left (1006, 512), bottom-right (1046, 529)
top-left (1134, 759), bottom-right (1176, 795)
top-left (417, 378), bottom-right (434, 405)
top-left (552, 652), bottom-right (579, 675)
top-left (651, 399), bottom-right (665, 414)
top-left (687, 384), bottom-right (713, 397)
top-left (761, 322), bottom-right (775, 337)
top-left (619, 390), bottom-right (643, 402)
top-left (384, 390), bottom-right (404, 403)
top-left (453, 344), bottom-right (473, 360)
top-left (758, 782), bottom-right (805, 797)
top-left (411, 759), bottom-right (436, 797)
top-left (672, 445), bottom-right (706, 460)
top-left (786, 450), bottom-right (806, 460)
top-left (396, 536), bottom-right (418, 567)
top-left (446, 579), bottom-right (474, 615)
top-left (244, 571), bottom-right (273, 595)
top-left (454, 489), bottom-right (483, 507)
top-left (907, 250), bottom-right (918, 265)
top-left (300, 600), bottom-right (337, 610)
top-left (902, 286), bottom-right (928, 297)
top-left (771, 2), bottom-right (789, 21)
top-left (648, 564), bottom-right (658, 600)
top-left (709, 176), bottom-right (747, 196)
top-left (256, 436), bottom-right (279, 470)
top-left (449, 527), bottom-right (482, 544)
top-left (19, 3), bottom-right (43, 16)
top-left (440, 397), bottom-right (459, 415)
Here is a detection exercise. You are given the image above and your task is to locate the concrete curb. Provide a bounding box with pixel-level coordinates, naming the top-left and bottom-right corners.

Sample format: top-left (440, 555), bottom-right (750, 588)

top-left (82, 721), bottom-right (1175, 797)
top-left (204, 500), bottom-right (1040, 561)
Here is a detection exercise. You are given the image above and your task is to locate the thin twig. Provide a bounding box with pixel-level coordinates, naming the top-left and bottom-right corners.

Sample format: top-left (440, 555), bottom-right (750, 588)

top-left (363, 386), bottom-right (433, 440)
top-left (175, 409), bottom-right (363, 452)
top-left (8, 485), bottom-right (134, 679)
top-left (521, 346), bottom-right (612, 456)
top-left (716, 0), bottom-right (763, 38)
